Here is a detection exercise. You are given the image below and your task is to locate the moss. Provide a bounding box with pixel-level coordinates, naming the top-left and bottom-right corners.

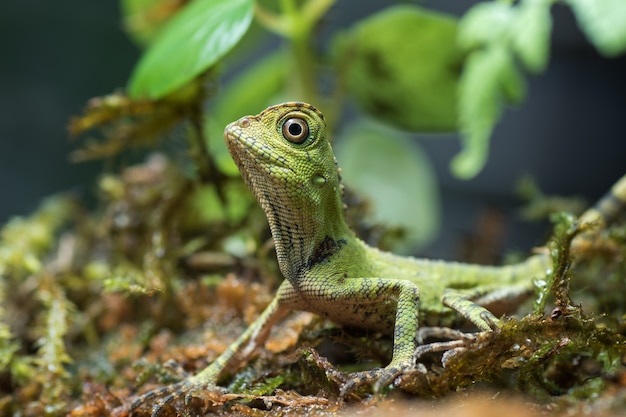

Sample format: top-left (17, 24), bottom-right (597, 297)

top-left (2, 160), bottom-right (626, 416)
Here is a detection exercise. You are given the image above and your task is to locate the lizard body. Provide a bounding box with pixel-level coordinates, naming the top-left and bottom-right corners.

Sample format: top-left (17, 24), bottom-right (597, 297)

top-left (131, 102), bottom-right (626, 415)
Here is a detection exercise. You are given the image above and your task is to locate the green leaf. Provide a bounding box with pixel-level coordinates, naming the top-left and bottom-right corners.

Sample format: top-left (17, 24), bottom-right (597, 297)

top-left (120, 0), bottom-right (181, 46)
top-left (511, 0), bottom-right (552, 73)
top-left (566, 0), bottom-right (626, 57)
top-left (458, 2), bottom-right (513, 51)
top-left (334, 5), bottom-right (460, 132)
top-left (206, 51), bottom-right (288, 176)
top-left (499, 49), bottom-right (527, 105)
top-left (454, 46), bottom-right (523, 179)
top-left (128, 0), bottom-right (254, 99)
top-left (335, 120), bottom-right (440, 253)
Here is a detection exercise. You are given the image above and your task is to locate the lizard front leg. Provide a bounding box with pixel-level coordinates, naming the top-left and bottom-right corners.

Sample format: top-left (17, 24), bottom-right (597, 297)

top-left (129, 281), bottom-right (294, 416)
top-left (305, 277), bottom-right (421, 396)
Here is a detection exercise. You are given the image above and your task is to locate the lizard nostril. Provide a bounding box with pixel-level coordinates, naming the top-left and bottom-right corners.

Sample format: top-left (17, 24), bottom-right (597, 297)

top-left (239, 117), bottom-right (251, 128)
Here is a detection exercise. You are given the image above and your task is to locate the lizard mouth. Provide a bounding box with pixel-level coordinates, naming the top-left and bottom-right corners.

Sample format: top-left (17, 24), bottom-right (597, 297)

top-left (224, 124), bottom-right (294, 175)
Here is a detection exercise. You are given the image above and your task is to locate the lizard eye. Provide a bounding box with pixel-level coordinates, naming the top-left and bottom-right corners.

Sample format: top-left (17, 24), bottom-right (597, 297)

top-left (282, 117), bottom-right (309, 144)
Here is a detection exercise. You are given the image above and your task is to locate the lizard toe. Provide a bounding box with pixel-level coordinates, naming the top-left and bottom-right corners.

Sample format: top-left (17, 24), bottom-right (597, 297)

top-left (130, 377), bottom-right (223, 417)
top-left (339, 365), bottom-right (416, 399)
top-left (371, 367), bottom-right (403, 393)
top-left (414, 326), bottom-right (497, 368)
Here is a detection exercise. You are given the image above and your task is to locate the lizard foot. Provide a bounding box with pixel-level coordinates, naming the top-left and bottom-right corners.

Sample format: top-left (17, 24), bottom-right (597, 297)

top-left (339, 363), bottom-right (426, 399)
top-left (415, 326), bottom-right (493, 367)
top-left (129, 375), bottom-right (226, 417)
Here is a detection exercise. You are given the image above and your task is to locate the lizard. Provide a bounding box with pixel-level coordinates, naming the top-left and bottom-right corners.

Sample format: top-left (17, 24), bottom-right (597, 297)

top-left (131, 101), bottom-right (626, 416)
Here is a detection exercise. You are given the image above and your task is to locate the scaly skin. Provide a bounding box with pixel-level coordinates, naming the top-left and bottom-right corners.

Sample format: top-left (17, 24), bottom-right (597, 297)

top-left (131, 102), bottom-right (626, 415)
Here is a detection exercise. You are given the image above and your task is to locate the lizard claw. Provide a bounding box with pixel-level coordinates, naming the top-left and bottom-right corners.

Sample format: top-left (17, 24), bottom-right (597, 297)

top-left (130, 377), bottom-right (225, 417)
top-left (339, 368), bottom-right (396, 399)
top-left (130, 379), bottom-right (190, 417)
top-left (339, 364), bottom-right (424, 399)
top-left (414, 326), bottom-right (494, 367)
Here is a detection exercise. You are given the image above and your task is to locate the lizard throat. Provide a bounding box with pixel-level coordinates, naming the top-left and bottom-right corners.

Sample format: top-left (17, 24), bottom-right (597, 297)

top-left (255, 185), bottom-right (350, 282)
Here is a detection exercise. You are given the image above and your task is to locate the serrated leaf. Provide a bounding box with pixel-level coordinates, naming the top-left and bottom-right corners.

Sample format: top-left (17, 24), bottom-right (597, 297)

top-left (335, 5), bottom-right (460, 132)
top-left (454, 46), bottom-right (515, 179)
top-left (128, 0), bottom-right (254, 99)
top-left (566, 0), bottom-right (626, 57)
top-left (334, 120), bottom-right (439, 253)
top-left (458, 2), bottom-right (513, 51)
top-left (206, 51), bottom-right (288, 176)
top-left (512, 0), bottom-right (552, 73)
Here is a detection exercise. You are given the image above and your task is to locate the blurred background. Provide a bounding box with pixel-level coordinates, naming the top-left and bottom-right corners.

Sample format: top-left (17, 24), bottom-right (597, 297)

top-left (0, 2), bottom-right (137, 220)
top-left (1, 0), bottom-right (625, 258)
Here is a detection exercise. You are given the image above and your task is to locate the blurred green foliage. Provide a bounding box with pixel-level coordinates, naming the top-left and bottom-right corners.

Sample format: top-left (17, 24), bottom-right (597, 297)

top-left (114, 0), bottom-right (626, 247)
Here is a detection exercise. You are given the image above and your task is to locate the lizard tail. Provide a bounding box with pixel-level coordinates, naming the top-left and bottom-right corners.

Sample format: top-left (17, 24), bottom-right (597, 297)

top-left (470, 175), bottom-right (626, 317)
top-left (578, 174), bottom-right (626, 228)
top-left (512, 174), bottom-right (626, 282)
top-left (570, 174), bottom-right (626, 253)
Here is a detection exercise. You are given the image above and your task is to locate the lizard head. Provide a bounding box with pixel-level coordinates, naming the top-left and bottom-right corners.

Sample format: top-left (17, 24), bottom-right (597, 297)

top-left (224, 101), bottom-right (341, 213)
top-left (224, 102), bottom-right (349, 275)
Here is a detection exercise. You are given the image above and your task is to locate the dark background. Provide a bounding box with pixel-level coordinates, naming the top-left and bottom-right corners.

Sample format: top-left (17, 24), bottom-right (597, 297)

top-left (1, 1), bottom-right (624, 258)
top-left (0, 2), bottom-right (137, 219)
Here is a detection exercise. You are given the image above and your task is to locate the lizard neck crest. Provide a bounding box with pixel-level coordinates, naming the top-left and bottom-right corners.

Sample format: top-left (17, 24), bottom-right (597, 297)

top-left (224, 102), bottom-right (353, 282)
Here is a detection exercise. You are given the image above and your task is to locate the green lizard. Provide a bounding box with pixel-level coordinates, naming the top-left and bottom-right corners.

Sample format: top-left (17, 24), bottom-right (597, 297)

top-left (131, 102), bottom-right (626, 416)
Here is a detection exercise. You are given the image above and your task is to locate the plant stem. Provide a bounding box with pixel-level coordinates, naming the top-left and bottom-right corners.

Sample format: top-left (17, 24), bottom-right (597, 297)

top-left (289, 29), bottom-right (317, 103)
top-left (256, 0), bottom-right (336, 104)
